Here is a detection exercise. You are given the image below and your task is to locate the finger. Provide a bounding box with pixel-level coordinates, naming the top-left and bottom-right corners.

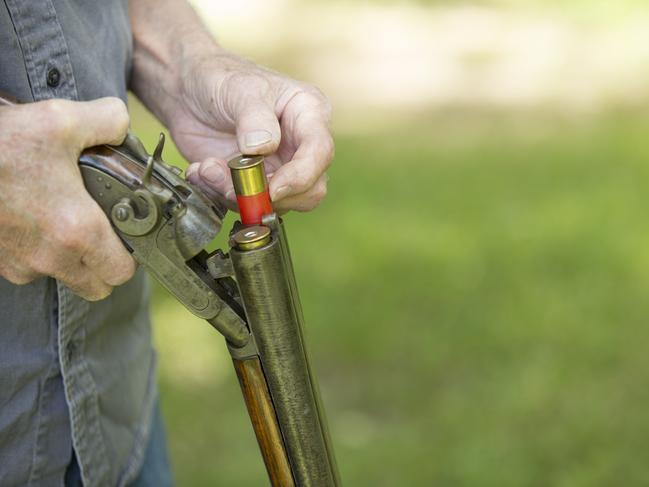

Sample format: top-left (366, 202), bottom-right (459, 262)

top-left (172, 130), bottom-right (239, 164)
top-left (0, 263), bottom-right (41, 285)
top-left (62, 263), bottom-right (114, 301)
top-left (46, 244), bottom-right (113, 301)
top-left (272, 173), bottom-right (329, 213)
top-left (81, 204), bottom-right (136, 287)
top-left (47, 97), bottom-right (130, 148)
top-left (186, 164), bottom-right (238, 212)
top-left (34, 197), bottom-right (131, 297)
top-left (195, 157), bottom-right (233, 196)
top-left (269, 124), bottom-right (334, 202)
top-left (185, 162), bottom-right (200, 181)
top-left (234, 99), bottom-right (281, 155)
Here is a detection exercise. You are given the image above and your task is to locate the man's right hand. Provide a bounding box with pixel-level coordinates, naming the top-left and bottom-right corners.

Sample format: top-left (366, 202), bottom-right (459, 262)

top-left (0, 97), bottom-right (136, 301)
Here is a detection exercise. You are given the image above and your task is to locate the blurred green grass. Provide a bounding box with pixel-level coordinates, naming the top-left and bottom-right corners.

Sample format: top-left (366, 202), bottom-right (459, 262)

top-left (130, 99), bottom-right (649, 486)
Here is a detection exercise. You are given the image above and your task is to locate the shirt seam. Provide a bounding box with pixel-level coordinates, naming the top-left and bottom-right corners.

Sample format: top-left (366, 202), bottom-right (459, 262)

top-left (25, 367), bottom-right (46, 485)
top-left (3, 0), bottom-right (36, 96)
top-left (43, 0), bottom-right (78, 101)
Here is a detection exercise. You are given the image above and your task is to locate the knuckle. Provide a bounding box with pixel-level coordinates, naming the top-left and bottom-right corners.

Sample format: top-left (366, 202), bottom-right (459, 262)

top-left (29, 255), bottom-right (55, 276)
top-left (197, 163), bottom-right (223, 187)
top-left (241, 73), bottom-right (272, 93)
top-left (4, 269), bottom-right (35, 285)
top-left (303, 84), bottom-right (325, 100)
top-left (58, 228), bottom-right (85, 252)
top-left (85, 287), bottom-right (112, 302)
top-left (41, 99), bottom-right (75, 137)
top-left (294, 198), bottom-right (318, 213)
top-left (292, 171), bottom-right (312, 193)
top-left (67, 276), bottom-right (113, 302)
top-left (107, 97), bottom-right (130, 135)
top-left (322, 136), bottom-right (335, 164)
top-left (225, 73), bottom-right (273, 109)
top-left (41, 98), bottom-right (66, 116)
top-left (314, 180), bottom-right (328, 202)
top-left (304, 85), bottom-right (332, 118)
top-left (109, 258), bottom-right (136, 286)
top-left (52, 211), bottom-right (92, 252)
top-left (10, 276), bottom-right (32, 285)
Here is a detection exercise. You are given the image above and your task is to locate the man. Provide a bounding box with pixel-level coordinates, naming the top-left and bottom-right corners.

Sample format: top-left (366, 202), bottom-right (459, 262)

top-left (0, 0), bottom-right (333, 485)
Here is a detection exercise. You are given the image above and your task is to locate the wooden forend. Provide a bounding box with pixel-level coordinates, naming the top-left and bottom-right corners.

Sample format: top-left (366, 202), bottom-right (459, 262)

top-left (233, 357), bottom-right (295, 486)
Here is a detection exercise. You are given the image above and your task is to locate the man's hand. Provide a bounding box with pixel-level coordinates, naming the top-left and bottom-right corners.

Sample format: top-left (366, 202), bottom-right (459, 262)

top-left (174, 52), bottom-right (333, 213)
top-left (0, 98), bottom-right (136, 300)
top-left (129, 0), bottom-right (333, 214)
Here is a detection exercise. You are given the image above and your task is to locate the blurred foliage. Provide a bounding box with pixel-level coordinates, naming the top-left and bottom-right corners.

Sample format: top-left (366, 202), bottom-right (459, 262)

top-left (297, 0), bottom-right (644, 20)
top-left (130, 97), bottom-right (649, 486)
top-left (302, 0), bottom-right (643, 8)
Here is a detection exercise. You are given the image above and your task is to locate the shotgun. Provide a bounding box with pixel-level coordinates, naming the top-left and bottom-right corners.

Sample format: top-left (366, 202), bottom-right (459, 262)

top-left (0, 94), bottom-right (341, 486)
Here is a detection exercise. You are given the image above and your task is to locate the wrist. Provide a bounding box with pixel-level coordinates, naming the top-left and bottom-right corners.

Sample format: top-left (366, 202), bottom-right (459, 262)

top-left (129, 0), bottom-right (221, 126)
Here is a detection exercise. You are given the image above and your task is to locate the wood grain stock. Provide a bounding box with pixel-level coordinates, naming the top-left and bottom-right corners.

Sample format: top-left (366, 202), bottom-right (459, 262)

top-left (233, 357), bottom-right (295, 486)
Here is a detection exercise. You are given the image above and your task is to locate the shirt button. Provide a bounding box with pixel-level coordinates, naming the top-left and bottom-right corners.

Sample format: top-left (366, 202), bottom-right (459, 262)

top-left (46, 67), bottom-right (61, 88)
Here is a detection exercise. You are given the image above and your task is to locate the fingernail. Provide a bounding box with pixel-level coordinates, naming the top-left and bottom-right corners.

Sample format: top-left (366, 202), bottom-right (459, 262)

top-left (202, 164), bottom-right (225, 184)
top-left (273, 185), bottom-right (291, 201)
top-left (245, 130), bottom-right (272, 148)
top-left (226, 189), bottom-right (236, 201)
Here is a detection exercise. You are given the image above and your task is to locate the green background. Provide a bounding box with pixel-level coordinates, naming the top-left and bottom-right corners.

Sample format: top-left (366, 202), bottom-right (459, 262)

top-left (129, 1), bottom-right (649, 485)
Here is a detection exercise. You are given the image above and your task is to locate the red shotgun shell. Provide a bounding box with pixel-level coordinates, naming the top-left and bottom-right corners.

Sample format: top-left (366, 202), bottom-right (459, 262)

top-left (227, 155), bottom-right (273, 225)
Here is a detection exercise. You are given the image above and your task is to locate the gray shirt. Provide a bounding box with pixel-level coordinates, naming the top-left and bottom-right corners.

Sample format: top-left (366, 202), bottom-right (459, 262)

top-left (0, 1), bottom-right (156, 485)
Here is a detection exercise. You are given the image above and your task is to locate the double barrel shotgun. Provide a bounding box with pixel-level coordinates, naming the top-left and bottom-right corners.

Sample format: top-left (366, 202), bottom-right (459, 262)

top-left (0, 93), bottom-right (341, 486)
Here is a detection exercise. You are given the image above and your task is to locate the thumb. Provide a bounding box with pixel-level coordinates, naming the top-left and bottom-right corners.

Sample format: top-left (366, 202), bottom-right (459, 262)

top-left (235, 99), bottom-right (281, 155)
top-left (66, 97), bottom-right (130, 149)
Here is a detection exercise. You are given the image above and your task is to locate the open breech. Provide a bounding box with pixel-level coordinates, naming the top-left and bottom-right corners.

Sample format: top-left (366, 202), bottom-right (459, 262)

top-left (78, 131), bottom-right (341, 487)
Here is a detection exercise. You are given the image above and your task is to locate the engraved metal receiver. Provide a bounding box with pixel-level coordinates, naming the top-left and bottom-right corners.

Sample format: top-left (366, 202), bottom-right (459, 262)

top-left (79, 133), bottom-right (251, 347)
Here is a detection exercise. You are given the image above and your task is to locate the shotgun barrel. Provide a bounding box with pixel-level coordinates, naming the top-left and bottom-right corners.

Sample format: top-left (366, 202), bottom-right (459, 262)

top-left (228, 154), bottom-right (340, 486)
top-left (230, 218), bottom-right (340, 486)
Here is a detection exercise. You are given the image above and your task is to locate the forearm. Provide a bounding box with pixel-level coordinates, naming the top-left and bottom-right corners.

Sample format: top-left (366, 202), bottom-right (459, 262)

top-left (128, 0), bottom-right (220, 126)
